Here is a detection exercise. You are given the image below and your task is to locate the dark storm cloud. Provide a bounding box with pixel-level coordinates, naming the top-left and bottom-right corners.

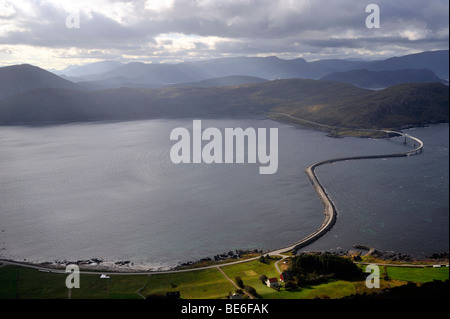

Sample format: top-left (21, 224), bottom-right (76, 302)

top-left (0, 0), bottom-right (448, 62)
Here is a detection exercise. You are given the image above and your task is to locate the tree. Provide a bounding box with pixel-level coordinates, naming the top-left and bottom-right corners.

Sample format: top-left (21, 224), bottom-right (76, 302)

top-left (235, 276), bottom-right (244, 288)
top-left (259, 274), bottom-right (268, 284)
top-left (284, 281), bottom-right (298, 291)
top-left (244, 285), bottom-right (257, 298)
top-left (289, 253), bottom-right (363, 281)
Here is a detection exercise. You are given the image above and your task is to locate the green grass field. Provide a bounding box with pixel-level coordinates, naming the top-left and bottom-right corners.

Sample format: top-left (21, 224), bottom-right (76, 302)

top-left (220, 258), bottom-right (281, 297)
top-left (141, 268), bottom-right (235, 299)
top-left (0, 266), bottom-right (68, 299)
top-left (386, 266), bottom-right (449, 283)
top-left (264, 280), bottom-right (357, 299)
top-left (220, 258), bottom-right (361, 299)
top-left (0, 265), bottom-right (148, 299)
top-left (1, 262), bottom-right (448, 299)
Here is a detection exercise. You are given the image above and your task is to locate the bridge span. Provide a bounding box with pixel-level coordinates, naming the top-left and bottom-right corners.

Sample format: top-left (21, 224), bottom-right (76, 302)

top-left (383, 130), bottom-right (424, 155)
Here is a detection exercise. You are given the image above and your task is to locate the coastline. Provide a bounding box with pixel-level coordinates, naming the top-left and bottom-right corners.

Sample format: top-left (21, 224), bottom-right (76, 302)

top-left (0, 119), bottom-right (430, 274)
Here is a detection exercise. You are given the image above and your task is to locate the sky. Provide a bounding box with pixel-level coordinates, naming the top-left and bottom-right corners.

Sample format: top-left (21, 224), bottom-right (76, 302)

top-left (0, 0), bottom-right (448, 70)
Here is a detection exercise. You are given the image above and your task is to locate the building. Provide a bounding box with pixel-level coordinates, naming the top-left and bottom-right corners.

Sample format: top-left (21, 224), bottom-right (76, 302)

top-left (266, 278), bottom-right (279, 288)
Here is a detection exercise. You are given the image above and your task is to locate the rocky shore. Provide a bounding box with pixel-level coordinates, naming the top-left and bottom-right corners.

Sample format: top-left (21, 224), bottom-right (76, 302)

top-left (176, 249), bottom-right (264, 268)
top-left (1, 247), bottom-right (448, 274)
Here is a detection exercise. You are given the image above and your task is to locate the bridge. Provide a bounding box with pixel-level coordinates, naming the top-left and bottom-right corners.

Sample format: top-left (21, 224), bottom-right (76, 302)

top-left (285, 128), bottom-right (424, 254)
top-left (383, 130), bottom-right (424, 156)
top-left (264, 113), bottom-right (426, 255)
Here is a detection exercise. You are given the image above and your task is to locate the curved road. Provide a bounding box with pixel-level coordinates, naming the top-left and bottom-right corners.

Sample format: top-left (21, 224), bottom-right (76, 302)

top-left (0, 114), bottom-right (425, 276)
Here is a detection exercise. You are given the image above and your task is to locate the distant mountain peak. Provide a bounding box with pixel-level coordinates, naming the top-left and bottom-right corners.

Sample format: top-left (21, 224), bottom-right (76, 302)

top-left (0, 63), bottom-right (81, 101)
top-left (57, 60), bottom-right (124, 78)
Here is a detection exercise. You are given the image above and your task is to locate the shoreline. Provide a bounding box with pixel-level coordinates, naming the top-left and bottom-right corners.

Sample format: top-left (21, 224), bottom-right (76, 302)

top-left (1, 248), bottom-right (449, 274)
top-left (0, 120), bottom-right (431, 274)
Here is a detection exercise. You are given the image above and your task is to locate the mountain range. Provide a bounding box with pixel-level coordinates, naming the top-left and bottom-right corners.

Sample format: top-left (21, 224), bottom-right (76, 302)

top-left (54, 50), bottom-right (449, 88)
top-left (0, 50), bottom-right (448, 129)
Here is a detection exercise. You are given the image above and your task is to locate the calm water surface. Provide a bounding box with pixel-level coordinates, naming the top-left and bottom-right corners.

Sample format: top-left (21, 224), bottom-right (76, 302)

top-left (0, 119), bottom-right (447, 269)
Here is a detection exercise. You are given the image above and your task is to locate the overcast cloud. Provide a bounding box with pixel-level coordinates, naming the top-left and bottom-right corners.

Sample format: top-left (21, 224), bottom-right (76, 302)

top-left (0, 0), bottom-right (448, 69)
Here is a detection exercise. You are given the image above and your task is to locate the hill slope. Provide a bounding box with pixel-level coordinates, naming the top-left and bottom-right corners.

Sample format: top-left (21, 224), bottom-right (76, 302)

top-left (167, 75), bottom-right (268, 88)
top-left (0, 79), bottom-right (447, 129)
top-left (273, 81), bottom-right (449, 129)
top-left (75, 75), bottom-right (268, 90)
top-left (0, 64), bottom-right (81, 101)
top-left (356, 50), bottom-right (449, 79)
top-left (320, 69), bottom-right (446, 88)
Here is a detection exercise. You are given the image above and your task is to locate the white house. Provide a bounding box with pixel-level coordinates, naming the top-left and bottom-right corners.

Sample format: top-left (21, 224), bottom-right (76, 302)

top-left (266, 278), bottom-right (279, 288)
